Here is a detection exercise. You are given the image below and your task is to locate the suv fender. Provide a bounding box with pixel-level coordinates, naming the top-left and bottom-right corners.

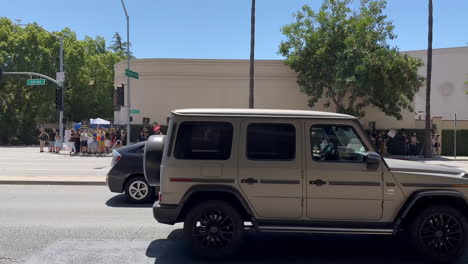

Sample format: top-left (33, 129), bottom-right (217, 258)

top-left (176, 185), bottom-right (256, 224)
top-left (394, 189), bottom-right (468, 229)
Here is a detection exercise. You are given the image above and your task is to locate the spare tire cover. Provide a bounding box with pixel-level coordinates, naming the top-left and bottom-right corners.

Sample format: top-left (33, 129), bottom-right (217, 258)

top-left (144, 135), bottom-right (165, 186)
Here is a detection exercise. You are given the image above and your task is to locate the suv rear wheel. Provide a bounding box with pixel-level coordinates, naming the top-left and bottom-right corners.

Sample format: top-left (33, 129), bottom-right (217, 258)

top-left (410, 205), bottom-right (468, 263)
top-left (184, 200), bottom-right (244, 259)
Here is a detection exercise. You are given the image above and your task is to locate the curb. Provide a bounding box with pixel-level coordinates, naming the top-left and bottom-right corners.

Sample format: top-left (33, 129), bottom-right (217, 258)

top-left (0, 180), bottom-right (106, 186)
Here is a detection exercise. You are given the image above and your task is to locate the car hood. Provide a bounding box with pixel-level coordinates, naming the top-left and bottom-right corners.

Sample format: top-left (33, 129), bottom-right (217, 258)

top-left (385, 158), bottom-right (466, 177)
top-left (385, 158), bottom-right (468, 188)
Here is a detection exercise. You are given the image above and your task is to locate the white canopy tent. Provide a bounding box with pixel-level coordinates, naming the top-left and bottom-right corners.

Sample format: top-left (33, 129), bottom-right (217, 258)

top-left (90, 118), bottom-right (111, 126)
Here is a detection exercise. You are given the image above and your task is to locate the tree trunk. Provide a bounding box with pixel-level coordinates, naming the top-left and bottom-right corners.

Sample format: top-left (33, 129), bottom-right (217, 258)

top-left (424, 0), bottom-right (433, 158)
top-left (249, 0), bottom-right (255, 109)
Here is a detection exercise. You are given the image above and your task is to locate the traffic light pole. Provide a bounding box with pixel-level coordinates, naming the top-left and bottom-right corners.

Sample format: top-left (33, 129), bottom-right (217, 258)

top-left (121, 0), bottom-right (131, 146)
top-left (2, 72), bottom-right (59, 84)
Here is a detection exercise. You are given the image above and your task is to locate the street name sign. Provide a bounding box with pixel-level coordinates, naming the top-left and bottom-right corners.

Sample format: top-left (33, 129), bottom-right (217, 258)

top-left (27, 79), bottom-right (46, 85)
top-left (130, 109), bottom-right (140, 114)
top-left (125, 69), bottom-right (139, 79)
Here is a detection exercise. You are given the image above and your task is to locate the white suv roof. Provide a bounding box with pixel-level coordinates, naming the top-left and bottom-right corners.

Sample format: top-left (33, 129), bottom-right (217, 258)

top-left (172, 108), bottom-right (355, 119)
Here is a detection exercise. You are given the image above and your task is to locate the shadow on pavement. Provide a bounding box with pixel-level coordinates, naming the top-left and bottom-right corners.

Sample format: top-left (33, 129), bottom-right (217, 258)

top-left (146, 229), bottom-right (425, 264)
top-left (105, 194), bottom-right (152, 208)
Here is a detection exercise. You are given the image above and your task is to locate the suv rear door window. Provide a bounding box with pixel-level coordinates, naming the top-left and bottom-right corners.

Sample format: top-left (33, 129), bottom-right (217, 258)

top-left (247, 123), bottom-right (295, 160)
top-left (174, 121), bottom-right (233, 160)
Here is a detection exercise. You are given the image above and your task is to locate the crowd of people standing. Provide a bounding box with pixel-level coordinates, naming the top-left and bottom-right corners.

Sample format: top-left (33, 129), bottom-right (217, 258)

top-left (38, 129), bottom-right (62, 153)
top-left (38, 122), bottom-right (162, 155)
top-left (368, 129), bottom-right (441, 157)
top-left (38, 127), bottom-right (129, 155)
top-left (68, 127), bottom-right (127, 155)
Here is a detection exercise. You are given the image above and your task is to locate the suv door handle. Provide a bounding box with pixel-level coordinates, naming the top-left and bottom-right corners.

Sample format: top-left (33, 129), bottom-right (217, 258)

top-left (241, 178), bottom-right (258, 184)
top-left (310, 179), bottom-right (327, 186)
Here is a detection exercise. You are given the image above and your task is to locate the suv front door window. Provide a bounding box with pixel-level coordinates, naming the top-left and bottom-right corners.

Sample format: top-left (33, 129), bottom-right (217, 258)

top-left (311, 125), bottom-right (367, 162)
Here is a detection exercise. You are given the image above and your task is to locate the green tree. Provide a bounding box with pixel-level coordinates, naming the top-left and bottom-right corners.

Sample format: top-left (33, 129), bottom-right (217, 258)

top-left (0, 17), bottom-right (126, 144)
top-left (108, 32), bottom-right (133, 59)
top-left (109, 32), bottom-right (125, 53)
top-left (279, 0), bottom-right (425, 119)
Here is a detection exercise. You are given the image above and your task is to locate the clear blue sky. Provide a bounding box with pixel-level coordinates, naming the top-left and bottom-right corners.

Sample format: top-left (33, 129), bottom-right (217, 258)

top-left (3, 0), bottom-right (468, 59)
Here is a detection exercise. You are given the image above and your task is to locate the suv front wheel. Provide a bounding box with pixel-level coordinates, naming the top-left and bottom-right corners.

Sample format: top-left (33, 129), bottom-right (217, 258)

top-left (184, 200), bottom-right (244, 259)
top-left (410, 205), bottom-right (468, 263)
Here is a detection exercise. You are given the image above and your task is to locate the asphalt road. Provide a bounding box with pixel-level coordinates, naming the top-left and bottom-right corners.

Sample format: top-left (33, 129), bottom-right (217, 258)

top-left (1, 148), bottom-right (468, 263)
top-left (4, 185), bottom-right (467, 264)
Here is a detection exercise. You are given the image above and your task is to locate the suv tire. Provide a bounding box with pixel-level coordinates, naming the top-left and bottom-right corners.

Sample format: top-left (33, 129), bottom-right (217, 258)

top-left (184, 200), bottom-right (244, 259)
top-left (410, 204), bottom-right (468, 263)
top-left (124, 176), bottom-right (155, 203)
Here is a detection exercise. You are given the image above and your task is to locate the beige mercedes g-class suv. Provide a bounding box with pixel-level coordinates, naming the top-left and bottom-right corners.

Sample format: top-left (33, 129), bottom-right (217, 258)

top-left (144, 109), bottom-right (468, 263)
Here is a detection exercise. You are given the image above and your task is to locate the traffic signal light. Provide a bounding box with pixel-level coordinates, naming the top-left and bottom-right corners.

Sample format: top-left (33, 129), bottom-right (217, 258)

top-left (117, 84), bottom-right (125, 106)
top-left (55, 87), bottom-right (63, 110)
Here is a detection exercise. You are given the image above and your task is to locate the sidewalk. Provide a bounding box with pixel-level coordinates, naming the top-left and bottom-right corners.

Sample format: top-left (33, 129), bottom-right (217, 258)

top-left (0, 147), bottom-right (111, 185)
top-left (0, 176), bottom-right (106, 185)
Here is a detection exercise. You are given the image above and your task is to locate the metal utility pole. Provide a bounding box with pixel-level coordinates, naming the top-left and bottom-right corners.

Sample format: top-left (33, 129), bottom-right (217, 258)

top-left (121, 0), bottom-right (131, 145)
top-left (454, 112), bottom-right (457, 158)
top-left (249, 0), bottom-right (256, 109)
top-left (59, 37), bottom-right (64, 138)
top-left (424, 0), bottom-right (433, 158)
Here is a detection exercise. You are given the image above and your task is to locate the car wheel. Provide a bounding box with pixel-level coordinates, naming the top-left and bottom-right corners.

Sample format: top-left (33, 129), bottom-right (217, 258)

top-left (410, 204), bottom-right (468, 263)
top-left (124, 176), bottom-right (155, 203)
top-left (184, 200), bottom-right (244, 259)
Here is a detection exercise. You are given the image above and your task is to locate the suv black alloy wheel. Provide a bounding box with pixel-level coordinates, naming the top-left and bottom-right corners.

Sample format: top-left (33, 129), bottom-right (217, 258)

top-left (420, 213), bottom-right (462, 252)
top-left (410, 205), bottom-right (468, 264)
top-left (184, 200), bottom-right (244, 259)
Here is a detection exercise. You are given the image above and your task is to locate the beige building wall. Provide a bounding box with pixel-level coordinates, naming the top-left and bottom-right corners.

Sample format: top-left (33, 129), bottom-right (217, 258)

top-left (114, 47), bottom-right (468, 130)
top-left (114, 59), bottom-right (413, 129)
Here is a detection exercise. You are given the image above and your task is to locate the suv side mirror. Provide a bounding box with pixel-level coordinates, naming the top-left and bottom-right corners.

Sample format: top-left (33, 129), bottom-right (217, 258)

top-left (366, 151), bottom-right (381, 170)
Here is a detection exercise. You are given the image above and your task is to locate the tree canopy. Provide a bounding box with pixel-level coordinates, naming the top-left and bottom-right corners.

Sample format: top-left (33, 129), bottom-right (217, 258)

top-left (0, 17), bottom-right (127, 144)
top-left (279, 0), bottom-right (425, 119)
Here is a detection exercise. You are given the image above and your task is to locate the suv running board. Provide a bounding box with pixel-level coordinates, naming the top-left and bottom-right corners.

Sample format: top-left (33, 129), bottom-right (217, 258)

top-left (258, 226), bottom-right (395, 235)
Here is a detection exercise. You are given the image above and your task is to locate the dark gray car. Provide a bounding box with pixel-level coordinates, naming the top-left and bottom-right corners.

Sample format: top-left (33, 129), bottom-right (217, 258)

top-left (106, 142), bottom-right (159, 203)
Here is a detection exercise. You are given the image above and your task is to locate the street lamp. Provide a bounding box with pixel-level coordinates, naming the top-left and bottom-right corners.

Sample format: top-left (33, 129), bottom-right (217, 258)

top-left (120, 0), bottom-right (131, 145)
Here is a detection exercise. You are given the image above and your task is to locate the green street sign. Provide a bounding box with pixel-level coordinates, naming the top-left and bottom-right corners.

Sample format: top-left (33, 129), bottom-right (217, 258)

top-left (27, 79), bottom-right (46, 85)
top-left (125, 69), bottom-right (139, 79)
top-left (130, 109), bottom-right (140, 114)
